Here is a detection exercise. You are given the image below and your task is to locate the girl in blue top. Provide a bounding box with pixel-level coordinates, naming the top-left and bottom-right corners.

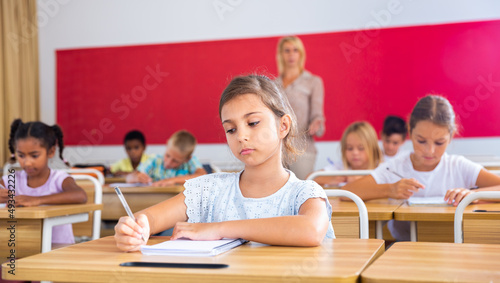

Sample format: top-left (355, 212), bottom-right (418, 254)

top-left (114, 75), bottom-right (334, 251)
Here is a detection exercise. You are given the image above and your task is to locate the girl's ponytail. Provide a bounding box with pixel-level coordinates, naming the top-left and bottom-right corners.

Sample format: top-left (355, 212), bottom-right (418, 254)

top-left (8, 119), bottom-right (24, 163)
top-left (52, 125), bottom-right (70, 166)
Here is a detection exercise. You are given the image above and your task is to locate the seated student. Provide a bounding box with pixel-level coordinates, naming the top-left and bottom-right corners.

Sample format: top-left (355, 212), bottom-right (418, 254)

top-left (313, 121), bottom-right (382, 186)
top-left (110, 130), bottom-right (150, 176)
top-left (0, 119), bottom-right (87, 244)
top-left (343, 95), bottom-right (500, 240)
top-left (114, 75), bottom-right (334, 251)
top-left (126, 130), bottom-right (207, 187)
top-left (381, 115), bottom-right (408, 162)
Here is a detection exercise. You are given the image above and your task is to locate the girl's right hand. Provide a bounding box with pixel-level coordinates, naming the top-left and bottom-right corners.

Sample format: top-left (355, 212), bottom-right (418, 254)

top-left (125, 172), bottom-right (152, 184)
top-left (0, 189), bottom-right (8, 203)
top-left (114, 214), bottom-right (150, 252)
top-left (389, 178), bottom-right (424, 199)
top-left (136, 172), bottom-right (153, 184)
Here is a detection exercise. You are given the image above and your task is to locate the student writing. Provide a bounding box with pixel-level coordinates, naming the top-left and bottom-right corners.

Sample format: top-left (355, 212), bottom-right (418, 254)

top-left (343, 95), bottom-right (500, 240)
top-left (0, 119), bottom-right (87, 244)
top-left (313, 121), bottom-right (382, 186)
top-left (114, 75), bottom-right (334, 251)
top-left (126, 130), bottom-right (207, 186)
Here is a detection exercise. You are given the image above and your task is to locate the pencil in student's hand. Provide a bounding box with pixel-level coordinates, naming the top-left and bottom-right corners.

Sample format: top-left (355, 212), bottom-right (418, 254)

top-left (386, 167), bottom-right (424, 190)
top-left (115, 186), bottom-right (146, 242)
top-left (386, 167), bottom-right (405, 179)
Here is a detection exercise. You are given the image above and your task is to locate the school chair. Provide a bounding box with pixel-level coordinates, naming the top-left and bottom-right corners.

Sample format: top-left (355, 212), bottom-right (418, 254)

top-left (209, 160), bottom-right (244, 172)
top-left (2, 162), bottom-right (22, 176)
top-left (201, 163), bottom-right (222, 174)
top-left (70, 174), bottom-right (103, 240)
top-left (306, 170), bottom-right (373, 182)
top-left (63, 168), bottom-right (105, 185)
top-left (325, 189), bottom-right (369, 239)
top-left (454, 191), bottom-right (500, 243)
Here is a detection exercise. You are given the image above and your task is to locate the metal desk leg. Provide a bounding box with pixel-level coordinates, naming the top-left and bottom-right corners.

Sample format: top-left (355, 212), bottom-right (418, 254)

top-left (375, 221), bottom-right (383, 239)
top-left (42, 213), bottom-right (89, 253)
top-left (410, 221), bottom-right (417, 242)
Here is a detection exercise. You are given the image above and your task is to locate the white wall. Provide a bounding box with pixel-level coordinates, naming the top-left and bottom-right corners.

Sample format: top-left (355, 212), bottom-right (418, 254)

top-left (37, 0), bottom-right (500, 170)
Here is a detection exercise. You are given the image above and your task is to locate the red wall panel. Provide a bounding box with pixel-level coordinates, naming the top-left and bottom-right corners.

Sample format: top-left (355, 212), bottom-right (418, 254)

top-left (57, 20), bottom-right (500, 145)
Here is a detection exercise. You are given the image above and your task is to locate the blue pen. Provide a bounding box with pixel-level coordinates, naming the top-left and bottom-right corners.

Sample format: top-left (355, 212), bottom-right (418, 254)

top-left (327, 157), bottom-right (335, 166)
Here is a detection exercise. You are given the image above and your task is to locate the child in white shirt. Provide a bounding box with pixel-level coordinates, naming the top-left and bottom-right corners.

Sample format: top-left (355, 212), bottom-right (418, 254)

top-left (314, 121), bottom-right (382, 186)
top-left (343, 95), bottom-right (500, 240)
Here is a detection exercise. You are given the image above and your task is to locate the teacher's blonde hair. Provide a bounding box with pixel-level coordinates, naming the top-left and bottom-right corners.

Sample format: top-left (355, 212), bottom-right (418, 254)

top-left (276, 36), bottom-right (306, 75)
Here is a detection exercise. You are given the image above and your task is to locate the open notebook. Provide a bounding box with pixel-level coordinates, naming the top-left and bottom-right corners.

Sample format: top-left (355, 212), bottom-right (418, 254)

top-left (408, 196), bottom-right (453, 207)
top-left (141, 238), bottom-right (248, 257)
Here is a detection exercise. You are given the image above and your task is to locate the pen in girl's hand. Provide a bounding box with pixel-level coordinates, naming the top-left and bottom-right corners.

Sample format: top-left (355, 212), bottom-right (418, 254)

top-left (115, 187), bottom-right (146, 242)
top-left (386, 167), bottom-right (405, 179)
top-left (386, 167), bottom-right (423, 190)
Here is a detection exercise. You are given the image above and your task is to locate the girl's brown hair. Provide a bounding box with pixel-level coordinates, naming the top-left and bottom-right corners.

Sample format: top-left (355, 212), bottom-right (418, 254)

top-left (341, 121), bottom-right (382, 169)
top-left (8, 119), bottom-right (69, 166)
top-left (219, 75), bottom-right (304, 166)
top-left (409, 95), bottom-right (457, 135)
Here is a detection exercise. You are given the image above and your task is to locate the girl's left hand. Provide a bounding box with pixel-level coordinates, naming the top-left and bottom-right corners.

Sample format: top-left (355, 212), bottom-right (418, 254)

top-left (14, 195), bottom-right (41, 207)
top-left (171, 222), bottom-right (222, 241)
top-left (444, 188), bottom-right (473, 206)
top-left (308, 119), bottom-right (323, 136)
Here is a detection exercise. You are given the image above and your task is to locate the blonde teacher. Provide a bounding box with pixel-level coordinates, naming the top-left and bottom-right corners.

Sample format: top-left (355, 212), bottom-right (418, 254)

top-left (276, 36), bottom-right (325, 179)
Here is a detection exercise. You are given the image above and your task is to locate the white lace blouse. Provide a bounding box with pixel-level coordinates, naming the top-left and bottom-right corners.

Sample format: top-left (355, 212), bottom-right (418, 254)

top-left (183, 170), bottom-right (335, 239)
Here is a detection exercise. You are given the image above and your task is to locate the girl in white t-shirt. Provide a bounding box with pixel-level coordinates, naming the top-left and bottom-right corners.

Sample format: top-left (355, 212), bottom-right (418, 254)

top-left (343, 95), bottom-right (500, 240)
top-left (114, 75), bottom-right (334, 252)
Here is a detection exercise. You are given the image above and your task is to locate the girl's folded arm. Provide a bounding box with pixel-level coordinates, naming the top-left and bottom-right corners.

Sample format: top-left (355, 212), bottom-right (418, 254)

top-left (313, 175), bottom-right (346, 186)
top-left (475, 169), bottom-right (500, 188)
top-left (138, 192), bottom-right (188, 235)
top-left (35, 177), bottom-right (88, 205)
top-left (342, 175), bottom-right (391, 200)
top-left (173, 197), bottom-right (329, 247)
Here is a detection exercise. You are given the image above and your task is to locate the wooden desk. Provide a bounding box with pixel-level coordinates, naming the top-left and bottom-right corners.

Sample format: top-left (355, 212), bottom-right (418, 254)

top-left (102, 185), bottom-right (184, 220)
top-left (104, 176), bottom-right (126, 184)
top-left (394, 202), bottom-right (500, 243)
top-left (361, 242), bottom-right (500, 282)
top-left (0, 203), bottom-right (102, 258)
top-left (463, 204), bottom-right (500, 244)
top-left (330, 198), bottom-right (404, 239)
top-left (2, 236), bottom-right (384, 283)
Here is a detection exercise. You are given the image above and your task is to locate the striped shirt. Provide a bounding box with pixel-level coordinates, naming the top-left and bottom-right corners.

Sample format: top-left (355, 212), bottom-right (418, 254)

top-left (137, 154), bottom-right (203, 182)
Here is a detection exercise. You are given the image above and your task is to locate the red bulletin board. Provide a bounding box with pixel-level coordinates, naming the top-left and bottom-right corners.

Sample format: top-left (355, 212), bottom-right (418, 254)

top-left (57, 20), bottom-right (500, 146)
